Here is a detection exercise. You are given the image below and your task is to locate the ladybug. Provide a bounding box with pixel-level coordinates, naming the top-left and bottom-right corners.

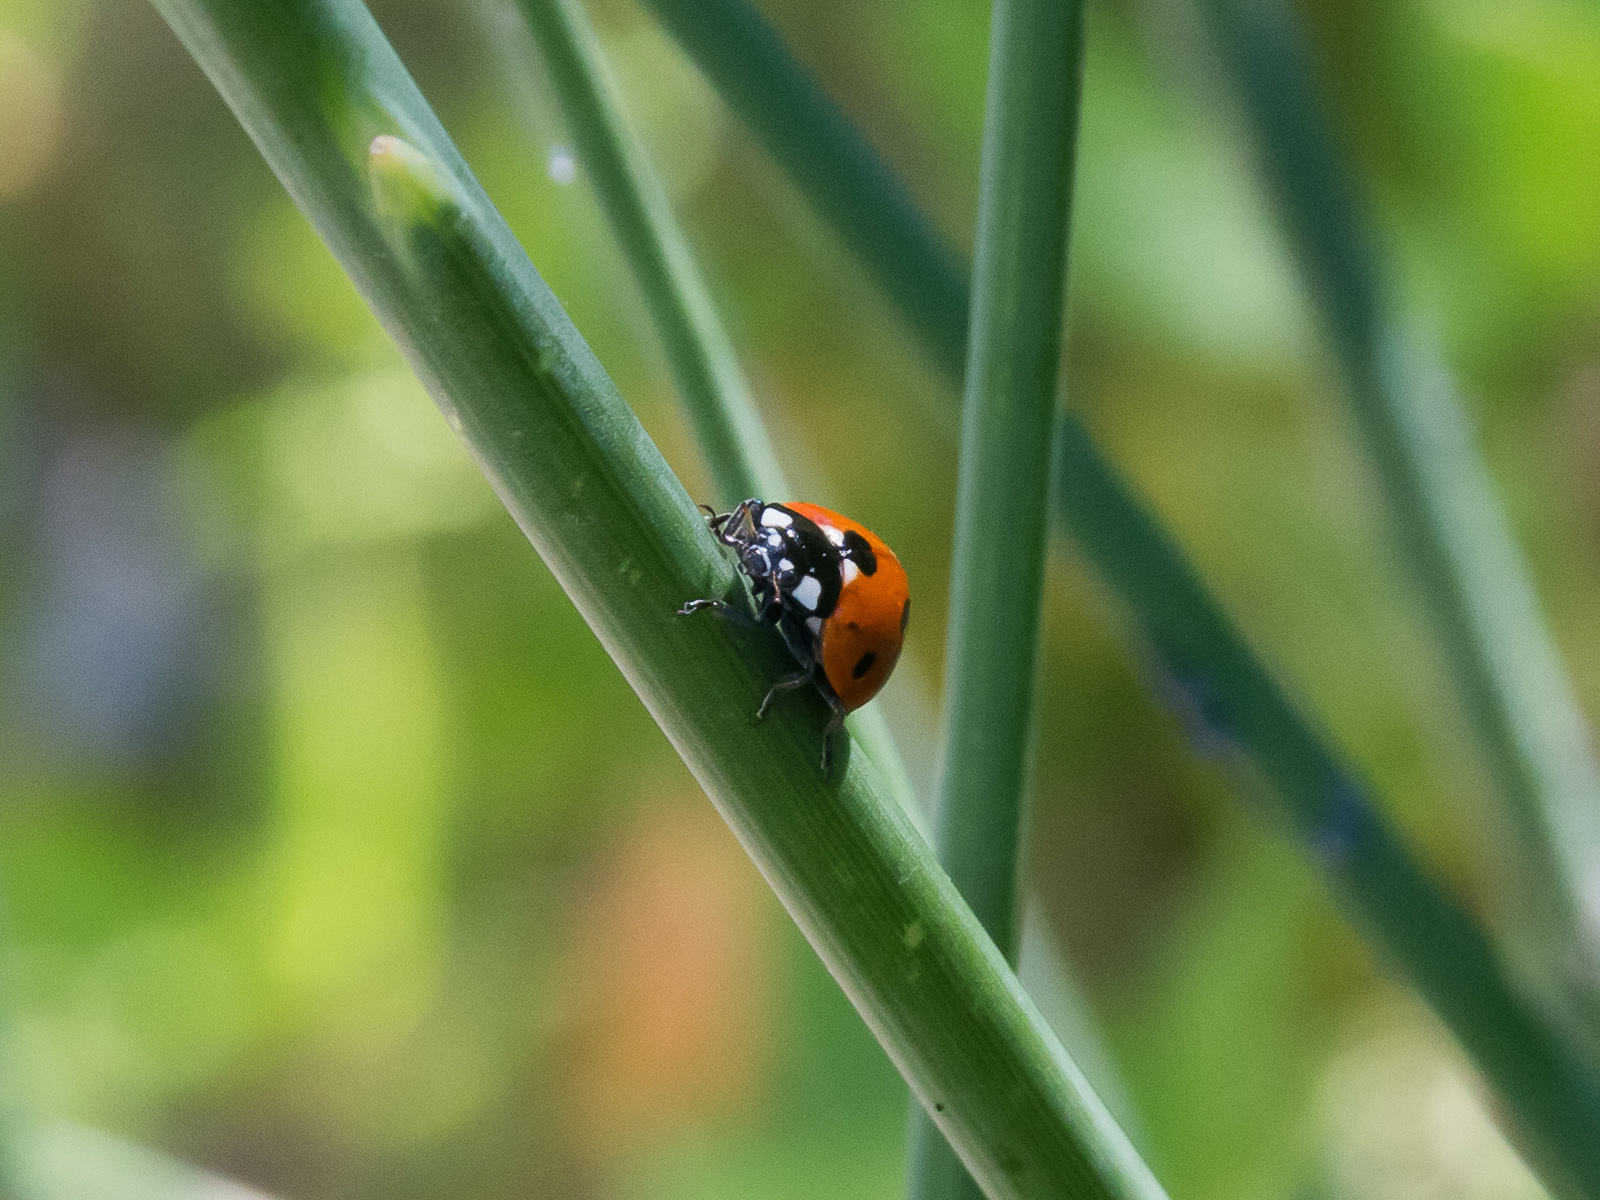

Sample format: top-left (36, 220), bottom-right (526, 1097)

top-left (679, 499), bottom-right (910, 771)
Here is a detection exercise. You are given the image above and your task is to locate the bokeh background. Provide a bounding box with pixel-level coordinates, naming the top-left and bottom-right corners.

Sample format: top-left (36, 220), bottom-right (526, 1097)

top-left (1, 0), bottom-right (1597, 1197)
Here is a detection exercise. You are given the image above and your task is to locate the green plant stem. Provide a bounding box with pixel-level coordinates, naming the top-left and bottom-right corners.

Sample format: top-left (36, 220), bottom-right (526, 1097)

top-left (909, 2), bottom-right (1086, 1199)
top-left (638, 0), bottom-right (968, 383)
top-left (510, 0), bottom-right (779, 507)
top-left (506, 0), bottom-right (915, 817)
top-left (1195, 0), bottom-right (1600, 1009)
top-left (640, 0), bottom-right (1600, 1190)
top-left (150, 3), bottom-right (1166, 1196)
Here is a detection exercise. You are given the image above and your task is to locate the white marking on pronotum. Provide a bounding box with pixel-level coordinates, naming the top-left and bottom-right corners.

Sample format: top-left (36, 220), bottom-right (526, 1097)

top-left (760, 508), bottom-right (793, 528)
top-left (793, 575), bottom-right (822, 610)
top-left (806, 616), bottom-right (823, 636)
top-left (841, 559), bottom-right (860, 584)
top-left (778, 559), bottom-right (794, 573)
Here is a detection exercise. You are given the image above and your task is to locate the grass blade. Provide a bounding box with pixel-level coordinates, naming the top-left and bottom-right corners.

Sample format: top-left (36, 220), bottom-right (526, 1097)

top-left (909, 1), bottom-right (1087, 1198)
top-left (148, 2), bottom-right (1166, 1196)
top-left (1196, 0), bottom-right (1600, 1009)
top-left (640, 0), bottom-right (1600, 1190)
top-left (504, 0), bottom-right (916, 815)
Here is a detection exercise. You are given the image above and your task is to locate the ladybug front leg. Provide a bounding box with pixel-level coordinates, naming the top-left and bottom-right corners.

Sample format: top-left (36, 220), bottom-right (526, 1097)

top-left (678, 577), bottom-right (782, 625)
top-left (676, 597), bottom-right (757, 623)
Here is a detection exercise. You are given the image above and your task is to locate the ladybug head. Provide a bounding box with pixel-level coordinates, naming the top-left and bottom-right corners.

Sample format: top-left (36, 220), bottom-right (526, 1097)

top-left (708, 498), bottom-right (766, 549)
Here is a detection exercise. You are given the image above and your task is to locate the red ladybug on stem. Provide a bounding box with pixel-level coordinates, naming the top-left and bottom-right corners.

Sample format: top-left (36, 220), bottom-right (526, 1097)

top-left (679, 499), bottom-right (910, 771)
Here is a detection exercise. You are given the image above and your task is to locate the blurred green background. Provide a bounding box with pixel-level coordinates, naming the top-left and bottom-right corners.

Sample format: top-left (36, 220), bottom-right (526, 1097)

top-left (0, 0), bottom-right (1595, 1197)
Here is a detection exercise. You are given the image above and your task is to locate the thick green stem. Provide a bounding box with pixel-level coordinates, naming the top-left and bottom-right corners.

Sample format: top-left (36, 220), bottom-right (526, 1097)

top-left (909, 2), bottom-right (1086, 1198)
top-left (640, 0), bottom-right (1600, 1191)
top-left (149, 2), bottom-right (1166, 1196)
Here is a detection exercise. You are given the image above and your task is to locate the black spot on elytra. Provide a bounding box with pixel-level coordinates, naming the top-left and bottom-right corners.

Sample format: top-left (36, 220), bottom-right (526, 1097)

top-left (900, 598), bottom-right (911, 633)
top-left (852, 651), bottom-right (878, 679)
top-left (841, 530), bottom-right (877, 575)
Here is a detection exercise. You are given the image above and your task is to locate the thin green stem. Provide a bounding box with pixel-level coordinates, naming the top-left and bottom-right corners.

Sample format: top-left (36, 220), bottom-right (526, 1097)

top-left (938, 0), bottom-right (1084, 977)
top-left (150, 2), bottom-right (1167, 1196)
top-left (640, 1), bottom-right (1600, 1190)
top-left (506, 0), bottom-right (916, 817)
top-left (639, 0), bottom-right (968, 382)
top-left (1196, 0), bottom-right (1600, 1012)
top-left (509, 0), bottom-right (780, 508)
top-left (910, 2), bottom-right (1086, 1198)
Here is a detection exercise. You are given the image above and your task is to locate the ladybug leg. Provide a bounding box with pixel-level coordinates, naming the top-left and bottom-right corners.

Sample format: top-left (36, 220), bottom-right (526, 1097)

top-left (676, 597), bottom-right (758, 623)
top-left (820, 696), bottom-right (849, 774)
top-left (680, 576), bottom-right (781, 625)
top-left (698, 504), bottom-right (729, 535)
top-left (678, 587), bottom-right (781, 627)
top-left (755, 669), bottom-right (814, 722)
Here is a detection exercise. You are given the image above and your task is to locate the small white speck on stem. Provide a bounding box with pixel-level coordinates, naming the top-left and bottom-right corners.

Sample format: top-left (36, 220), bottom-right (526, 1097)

top-left (547, 146), bottom-right (576, 185)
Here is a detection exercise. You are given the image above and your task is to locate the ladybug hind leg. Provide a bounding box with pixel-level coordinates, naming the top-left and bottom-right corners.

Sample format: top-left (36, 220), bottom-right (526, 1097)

top-left (820, 694), bottom-right (848, 774)
top-left (755, 668), bottom-right (815, 722)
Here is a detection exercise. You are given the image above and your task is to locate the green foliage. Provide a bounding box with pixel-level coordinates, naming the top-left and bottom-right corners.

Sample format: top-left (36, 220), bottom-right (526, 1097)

top-left (8, 0), bottom-right (1600, 1198)
top-left (148, 1), bottom-right (1165, 1196)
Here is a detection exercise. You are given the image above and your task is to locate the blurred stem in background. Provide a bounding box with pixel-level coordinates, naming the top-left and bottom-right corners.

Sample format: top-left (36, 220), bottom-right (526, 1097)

top-left (1193, 0), bottom-right (1600, 1033)
top-left (504, 0), bottom-right (918, 822)
top-left (148, 1), bottom-right (1168, 1195)
top-left (906, 0), bottom-right (1086, 1199)
top-left (640, 0), bottom-right (1600, 1192)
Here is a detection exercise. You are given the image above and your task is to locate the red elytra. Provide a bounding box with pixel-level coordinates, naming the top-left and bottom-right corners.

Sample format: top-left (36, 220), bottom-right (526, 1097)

top-left (781, 502), bottom-right (909, 712)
